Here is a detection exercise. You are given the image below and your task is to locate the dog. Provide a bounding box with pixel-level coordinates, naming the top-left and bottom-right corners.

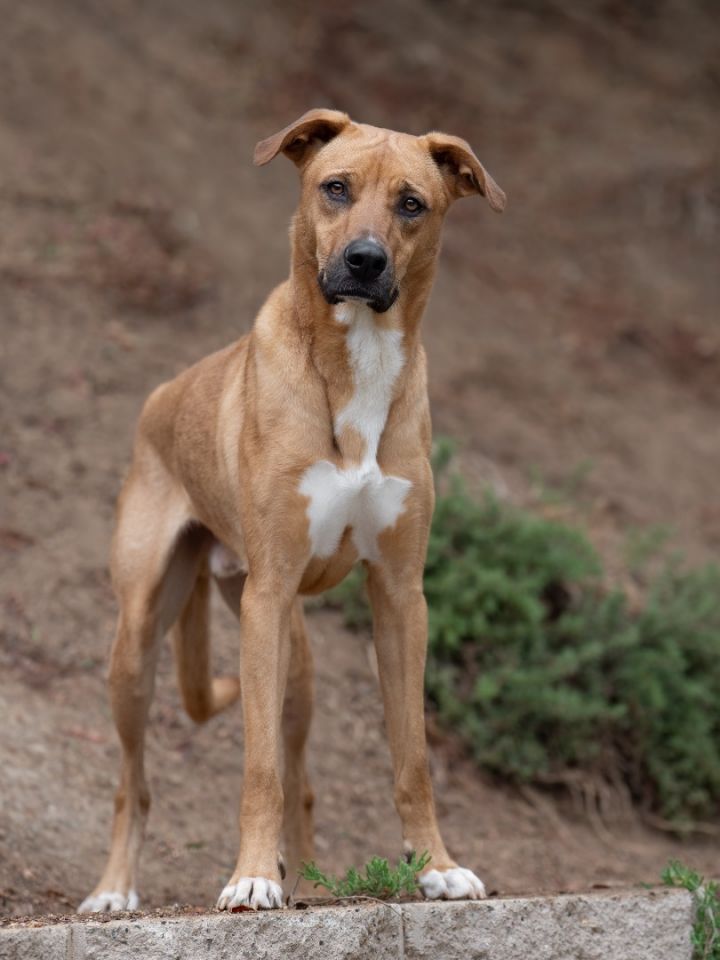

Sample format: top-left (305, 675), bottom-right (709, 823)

top-left (78, 108), bottom-right (505, 913)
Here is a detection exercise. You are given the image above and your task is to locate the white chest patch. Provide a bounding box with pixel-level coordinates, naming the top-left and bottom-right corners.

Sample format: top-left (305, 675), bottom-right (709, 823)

top-left (299, 303), bottom-right (412, 562)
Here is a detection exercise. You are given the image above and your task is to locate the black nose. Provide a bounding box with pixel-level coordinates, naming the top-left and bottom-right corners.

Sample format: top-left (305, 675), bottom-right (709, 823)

top-left (343, 239), bottom-right (388, 282)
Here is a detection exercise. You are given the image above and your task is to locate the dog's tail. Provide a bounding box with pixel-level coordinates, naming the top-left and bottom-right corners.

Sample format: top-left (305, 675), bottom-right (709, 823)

top-left (172, 570), bottom-right (240, 723)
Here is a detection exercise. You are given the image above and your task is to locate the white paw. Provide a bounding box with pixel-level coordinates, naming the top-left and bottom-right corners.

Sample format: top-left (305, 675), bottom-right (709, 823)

top-left (419, 867), bottom-right (486, 901)
top-left (217, 877), bottom-right (284, 911)
top-left (77, 889), bottom-right (140, 913)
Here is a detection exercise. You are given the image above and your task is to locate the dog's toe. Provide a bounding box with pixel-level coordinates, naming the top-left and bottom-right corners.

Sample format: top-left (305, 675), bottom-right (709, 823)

top-left (419, 866), bottom-right (486, 901)
top-left (217, 877), bottom-right (284, 911)
top-left (77, 889), bottom-right (140, 913)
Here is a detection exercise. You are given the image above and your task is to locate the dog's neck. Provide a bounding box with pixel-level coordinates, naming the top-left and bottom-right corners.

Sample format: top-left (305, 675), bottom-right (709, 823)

top-left (288, 236), bottom-right (437, 464)
top-left (286, 238), bottom-right (436, 465)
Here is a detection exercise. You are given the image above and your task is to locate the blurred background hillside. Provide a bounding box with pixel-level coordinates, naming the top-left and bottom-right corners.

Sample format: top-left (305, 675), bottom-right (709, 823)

top-left (1, 0), bottom-right (718, 918)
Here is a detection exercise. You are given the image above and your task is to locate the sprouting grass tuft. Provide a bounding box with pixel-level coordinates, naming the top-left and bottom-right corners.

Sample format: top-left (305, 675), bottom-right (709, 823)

top-left (299, 852), bottom-right (430, 900)
top-left (662, 860), bottom-right (719, 960)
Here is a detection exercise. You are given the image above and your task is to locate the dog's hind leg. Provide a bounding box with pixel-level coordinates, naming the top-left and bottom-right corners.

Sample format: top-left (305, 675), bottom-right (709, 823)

top-left (281, 600), bottom-right (315, 896)
top-left (78, 461), bottom-right (200, 913)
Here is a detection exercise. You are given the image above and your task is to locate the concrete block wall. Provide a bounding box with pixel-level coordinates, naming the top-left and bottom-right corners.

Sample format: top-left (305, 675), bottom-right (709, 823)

top-left (0, 889), bottom-right (693, 960)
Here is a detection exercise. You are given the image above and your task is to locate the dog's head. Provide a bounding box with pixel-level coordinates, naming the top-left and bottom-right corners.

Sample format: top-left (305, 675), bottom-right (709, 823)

top-left (255, 109), bottom-right (505, 314)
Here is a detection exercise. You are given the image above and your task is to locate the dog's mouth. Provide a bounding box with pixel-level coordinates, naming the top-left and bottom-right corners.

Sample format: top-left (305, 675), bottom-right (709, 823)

top-left (317, 269), bottom-right (399, 315)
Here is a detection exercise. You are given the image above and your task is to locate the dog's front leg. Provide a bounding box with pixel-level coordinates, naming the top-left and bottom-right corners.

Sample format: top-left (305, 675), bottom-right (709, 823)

top-left (366, 566), bottom-right (487, 901)
top-left (217, 578), bottom-right (294, 911)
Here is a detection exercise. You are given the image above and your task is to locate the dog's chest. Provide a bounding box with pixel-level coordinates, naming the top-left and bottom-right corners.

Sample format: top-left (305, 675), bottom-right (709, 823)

top-left (299, 304), bottom-right (412, 563)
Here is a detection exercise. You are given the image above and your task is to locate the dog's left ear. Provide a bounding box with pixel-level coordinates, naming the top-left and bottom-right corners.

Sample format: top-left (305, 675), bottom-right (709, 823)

top-left (423, 132), bottom-right (506, 212)
top-left (254, 108), bottom-right (351, 169)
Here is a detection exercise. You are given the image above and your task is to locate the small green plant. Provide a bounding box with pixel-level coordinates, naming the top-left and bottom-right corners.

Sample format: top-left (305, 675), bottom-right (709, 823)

top-left (662, 860), bottom-right (719, 959)
top-left (299, 852), bottom-right (430, 900)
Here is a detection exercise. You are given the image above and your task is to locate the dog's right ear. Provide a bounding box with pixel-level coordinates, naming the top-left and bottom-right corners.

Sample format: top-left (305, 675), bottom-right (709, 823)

top-left (254, 109), bottom-right (351, 169)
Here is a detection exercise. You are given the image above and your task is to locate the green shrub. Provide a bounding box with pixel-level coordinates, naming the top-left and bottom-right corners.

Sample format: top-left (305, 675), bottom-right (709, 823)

top-left (327, 448), bottom-right (720, 822)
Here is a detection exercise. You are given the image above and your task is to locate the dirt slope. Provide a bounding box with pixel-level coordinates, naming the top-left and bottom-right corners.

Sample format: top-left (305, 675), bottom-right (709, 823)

top-left (1, 0), bottom-right (718, 918)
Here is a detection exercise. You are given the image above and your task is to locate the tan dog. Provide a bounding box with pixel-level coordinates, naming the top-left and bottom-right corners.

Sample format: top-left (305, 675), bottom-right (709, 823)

top-left (78, 109), bottom-right (505, 913)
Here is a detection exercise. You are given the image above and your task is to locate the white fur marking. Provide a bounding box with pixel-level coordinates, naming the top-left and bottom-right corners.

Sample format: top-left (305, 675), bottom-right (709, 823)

top-left (209, 540), bottom-right (244, 578)
top-left (300, 461), bottom-right (410, 561)
top-left (419, 867), bottom-right (486, 901)
top-left (334, 302), bottom-right (406, 458)
top-left (217, 877), bottom-right (284, 911)
top-left (300, 303), bottom-right (411, 561)
top-left (77, 889), bottom-right (140, 913)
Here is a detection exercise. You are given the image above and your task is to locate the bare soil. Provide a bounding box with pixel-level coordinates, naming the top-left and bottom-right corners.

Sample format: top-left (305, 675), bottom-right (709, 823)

top-left (1, 0), bottom-right (718, 919)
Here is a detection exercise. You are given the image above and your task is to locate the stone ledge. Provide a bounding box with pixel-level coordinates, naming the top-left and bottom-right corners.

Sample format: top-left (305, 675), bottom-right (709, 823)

top-left (0, 889), bottom-right (692, 960)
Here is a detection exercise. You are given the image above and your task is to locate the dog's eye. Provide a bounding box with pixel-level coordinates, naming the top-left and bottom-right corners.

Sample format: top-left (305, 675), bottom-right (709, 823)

top-left (400, 196), bottom-right (425, 217)
top-left (324, 180), bottom-right (348, 201)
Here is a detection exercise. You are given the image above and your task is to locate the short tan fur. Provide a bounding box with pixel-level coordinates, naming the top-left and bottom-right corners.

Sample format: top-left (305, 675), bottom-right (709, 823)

top-left (79, 109), bottom-right (504, 913)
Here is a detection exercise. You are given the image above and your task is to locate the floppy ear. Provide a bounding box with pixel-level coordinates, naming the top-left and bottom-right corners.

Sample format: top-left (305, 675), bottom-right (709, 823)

top-left (254, 108), bottom-right (351, 169)
top-left (423, 132), bottom-right (506, 212)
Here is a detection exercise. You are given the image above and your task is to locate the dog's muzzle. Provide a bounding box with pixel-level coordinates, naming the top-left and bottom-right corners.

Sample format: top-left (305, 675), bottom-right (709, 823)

top-left (319, 239), bottom-right (398, 314)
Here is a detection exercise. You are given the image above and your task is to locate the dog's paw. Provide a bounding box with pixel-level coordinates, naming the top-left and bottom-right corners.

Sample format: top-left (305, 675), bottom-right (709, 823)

top-left (419, 867), bottom-right (486, 901)
top-left (77, 889), bottom-right (140, 913)
top-left (217, 877), bottom-right (284, 911)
